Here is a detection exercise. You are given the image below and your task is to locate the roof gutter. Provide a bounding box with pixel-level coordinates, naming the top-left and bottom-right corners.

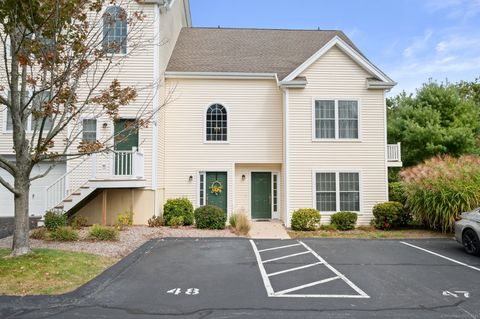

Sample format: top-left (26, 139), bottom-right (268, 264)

top-left (279, 78), bottom-right (308, 89)
top-left (367, 79), bottom-right (397, 90)
top-left (165, 71), bottom-right (278, 81)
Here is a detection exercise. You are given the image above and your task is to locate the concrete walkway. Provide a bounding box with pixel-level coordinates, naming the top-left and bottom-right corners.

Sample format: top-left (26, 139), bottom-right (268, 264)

top-left (249, 220), bottom-right (290, 239)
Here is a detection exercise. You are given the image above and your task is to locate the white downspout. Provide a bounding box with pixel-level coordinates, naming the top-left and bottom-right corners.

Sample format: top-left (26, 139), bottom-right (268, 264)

top-left (152, 3), bottom-right (161, 215)
top-left (282, 88), bottom-right (290, 228)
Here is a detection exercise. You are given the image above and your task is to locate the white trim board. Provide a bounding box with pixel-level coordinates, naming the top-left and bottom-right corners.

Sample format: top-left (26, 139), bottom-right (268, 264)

top-left (282, 36), bottom-right (396, 86)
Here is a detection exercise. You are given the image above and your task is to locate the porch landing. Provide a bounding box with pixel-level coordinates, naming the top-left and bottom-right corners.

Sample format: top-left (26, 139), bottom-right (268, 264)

top-left (249, 220), bottom-right (290, 239)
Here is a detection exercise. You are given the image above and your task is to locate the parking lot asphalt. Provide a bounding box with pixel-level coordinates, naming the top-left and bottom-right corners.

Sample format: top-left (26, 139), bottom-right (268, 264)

top-left (1, 237), bottom-right (480, 319)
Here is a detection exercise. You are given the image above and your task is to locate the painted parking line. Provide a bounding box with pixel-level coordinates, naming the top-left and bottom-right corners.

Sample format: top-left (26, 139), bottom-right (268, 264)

top-left (250, 240), bottom-right (370, 298)
top-left (401, 241), bottom-right (480, 272)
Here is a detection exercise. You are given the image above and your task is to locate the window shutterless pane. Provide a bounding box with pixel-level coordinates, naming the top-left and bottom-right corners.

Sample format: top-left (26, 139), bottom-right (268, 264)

top-left (315, 100), bottom-right (335, 139)
top-left (82, 119), bottom-right (97, 141)
top-left (316, 172), bottom-right (337, 211)
top-left (338, 100), bottom-right (358, 139)
top-left (103, 6), bottom-right (127, 54)
top-left (206, 104), bottom-right (227, 141)
top-left (316, 192), bottom-right (336, 211)
top-left (339, 172), bottom-right (360, 211)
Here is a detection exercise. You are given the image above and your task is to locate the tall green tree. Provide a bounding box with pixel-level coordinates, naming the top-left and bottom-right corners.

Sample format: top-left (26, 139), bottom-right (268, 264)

top-left (388, 81), bottom-right (480, 167)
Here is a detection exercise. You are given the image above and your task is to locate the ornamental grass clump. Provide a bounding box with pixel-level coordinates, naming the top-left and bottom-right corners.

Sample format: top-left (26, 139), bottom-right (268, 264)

top-left (400, 155), bottom-right (480, 232)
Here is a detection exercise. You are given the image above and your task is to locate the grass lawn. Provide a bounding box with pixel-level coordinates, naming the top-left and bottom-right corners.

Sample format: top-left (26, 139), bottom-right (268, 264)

top-left (288, 226), bottom-right (453, 239)
top-left (0, 249), bottom-right (117, 296)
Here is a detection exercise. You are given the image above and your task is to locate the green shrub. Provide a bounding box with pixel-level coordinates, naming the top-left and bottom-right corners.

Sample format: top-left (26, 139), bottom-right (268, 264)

top-left (30, 227), bottom-right (48, 240)
top-left (147, 215), bottom-right (163, 227)
top-left (169, 216), bottom-right (184, 228)
top-left (69, 215), bottom-right (88, 230)
top-left (319, 224), bottom-right (337, 231)
top-left (116, 211), bottom-right (134, 230)
top-left (372, 202), bottom-right (404, 230)
top-left (401, 155), bottom-right (480, 232)
top-left (163, 198), bottom-right (194, 226)
top-left (44, 211), bottom-right (67, 231)
top-left (193, 205), bottom-right (225, 229)
top-left (50, 226), bottom-right (79, 241)
top-left (88, 224), bottom-right (119, 241)
top-left (330, 212), bottom-right (358, 231)
top-left (389, 182), bottom-right (406, 204)
top-left (291, 208), bottom-right (321, 231)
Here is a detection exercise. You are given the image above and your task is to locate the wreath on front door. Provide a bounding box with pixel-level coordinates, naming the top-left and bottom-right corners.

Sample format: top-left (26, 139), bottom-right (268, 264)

top-left (209, 180), bottom-right (223, 196)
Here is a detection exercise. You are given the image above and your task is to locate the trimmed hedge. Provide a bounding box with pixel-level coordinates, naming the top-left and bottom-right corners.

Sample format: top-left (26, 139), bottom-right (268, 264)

top-left (44, 211), bottom-right (67, 231)
top-left (330, 212), bottom-right (358, 230)
top-left (163, 198), bottom-right (194, 226)
top-left (372, 201), bottom-right (404, 230)
top-left (291, 208), bottom-right (321, 231)
top-left (194, 205), bottom-right (226, 229)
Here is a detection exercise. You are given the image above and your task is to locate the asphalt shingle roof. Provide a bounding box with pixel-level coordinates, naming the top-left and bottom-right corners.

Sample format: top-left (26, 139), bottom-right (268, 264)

top-left (166, 27), bottom-right (364, 80)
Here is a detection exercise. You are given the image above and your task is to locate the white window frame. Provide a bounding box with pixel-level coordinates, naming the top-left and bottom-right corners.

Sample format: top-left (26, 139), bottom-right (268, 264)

top-left (312, 169), bottom-right (362, 214)
top-left (312, 98), bottom-right (361, 142)
top-left (81, 118), bottom-right (98, 142)
top-left (272, 172), bottom-right (279, 216)
top-left (203, 102), bottom-right (229, 144)
top-left (2, 90), bottom-right (33, 133)
top-left (102, 5), bottom-right (128, 56)
top-left (197, 171), bottom-right (206, 207)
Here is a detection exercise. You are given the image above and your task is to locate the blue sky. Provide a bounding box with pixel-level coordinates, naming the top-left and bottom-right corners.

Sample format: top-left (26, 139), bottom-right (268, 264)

top-left (189, 0), bottom-right (480, 96)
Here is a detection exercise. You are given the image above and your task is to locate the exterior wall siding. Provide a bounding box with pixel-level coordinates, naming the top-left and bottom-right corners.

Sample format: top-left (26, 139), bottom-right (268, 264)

top-left (287, 45), bottom-right (388, 226)
top-left (162, 78), bottom-right (283, 216)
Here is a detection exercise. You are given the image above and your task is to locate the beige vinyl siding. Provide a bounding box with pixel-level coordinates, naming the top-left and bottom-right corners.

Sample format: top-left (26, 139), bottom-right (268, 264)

top-left (162, 78), bottom-right (283, 215)
top-left (287, 45), bottom-right (388, 226)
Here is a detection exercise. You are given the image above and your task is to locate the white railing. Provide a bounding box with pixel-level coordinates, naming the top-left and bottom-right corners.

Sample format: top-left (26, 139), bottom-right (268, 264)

top-left (113, 147), bottom-right (144, 178)
top-left (45, 156), bottom-right (93, 211)
top-left (387, 143), bottom-right (401, 162)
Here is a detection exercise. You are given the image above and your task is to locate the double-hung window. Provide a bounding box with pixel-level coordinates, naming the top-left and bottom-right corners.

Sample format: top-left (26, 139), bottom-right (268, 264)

top-left (314, 99), bottom-right (359, 140)
top-left (82, 119), bottom-right (97, 142)
top-left (315, 171), bottom-right (360, 212)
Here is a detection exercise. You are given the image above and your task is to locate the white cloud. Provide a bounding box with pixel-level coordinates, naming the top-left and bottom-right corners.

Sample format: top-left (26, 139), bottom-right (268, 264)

top-left (403, 30), bottom-right (433, 58)
top-left (435, 35), bottom-right (480, 53)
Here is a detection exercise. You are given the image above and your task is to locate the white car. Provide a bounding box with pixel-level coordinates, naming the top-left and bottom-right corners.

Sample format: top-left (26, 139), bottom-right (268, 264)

top-left (455, 208), bottom-right (480, 256)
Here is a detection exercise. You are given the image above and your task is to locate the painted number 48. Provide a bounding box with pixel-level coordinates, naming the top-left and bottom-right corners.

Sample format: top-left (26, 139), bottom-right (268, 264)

top-left (167, 288), bottom-right (199, 295)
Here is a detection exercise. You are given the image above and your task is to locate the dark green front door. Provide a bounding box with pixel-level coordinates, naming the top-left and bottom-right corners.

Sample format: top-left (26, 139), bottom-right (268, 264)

top-left (114, 119), bottom-right (139, 175)
top-left (206, 172), bottom-right (227, 214)
top-left (251, 172), bottom-right (272, 219)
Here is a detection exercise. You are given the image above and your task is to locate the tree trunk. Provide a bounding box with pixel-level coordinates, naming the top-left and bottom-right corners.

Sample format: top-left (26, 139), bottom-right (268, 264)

top-left (11, 169), bottom-right (32, 256)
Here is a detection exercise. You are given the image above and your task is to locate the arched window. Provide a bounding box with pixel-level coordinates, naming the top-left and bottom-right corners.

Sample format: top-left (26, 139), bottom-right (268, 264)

top-left (103, 6), bottom-right (127, 54)
top-left (206, 104), bottom-right (227, 141)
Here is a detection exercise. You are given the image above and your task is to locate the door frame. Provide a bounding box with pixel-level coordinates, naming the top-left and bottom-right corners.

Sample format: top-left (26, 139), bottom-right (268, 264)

top-left (249, 170), bottom-right (280, 220)
top-left (197, 170), bottom-right (231, 214)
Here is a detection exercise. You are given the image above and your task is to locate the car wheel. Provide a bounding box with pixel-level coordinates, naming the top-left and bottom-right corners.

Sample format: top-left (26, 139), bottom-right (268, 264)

top-left (462, 228), bottom-right (480, 255)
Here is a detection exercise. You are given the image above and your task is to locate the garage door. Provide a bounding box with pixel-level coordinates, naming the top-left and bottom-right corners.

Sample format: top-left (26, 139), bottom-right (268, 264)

top-left (0, 162), bottom-right (66, 217)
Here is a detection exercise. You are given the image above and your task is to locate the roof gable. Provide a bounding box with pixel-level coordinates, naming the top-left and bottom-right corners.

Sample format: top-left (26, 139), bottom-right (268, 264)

top-left (166, 28), bottom-right (394, 87)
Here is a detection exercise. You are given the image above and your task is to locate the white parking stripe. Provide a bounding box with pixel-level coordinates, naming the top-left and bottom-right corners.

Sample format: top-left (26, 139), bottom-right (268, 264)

top-left (258, 243), bottom-right (302, 253)
top-left (262, 251), bottom-right (310, 263)
top-left (274, 276), bottom-right (340, 296)
top-left (250, 239), bottom-right (369, 298)
top-left (268, 262), bottom-right (323, 277)
top-left (299, 241), bottom-right (370, 298)
top-left (250, 240), bottom-right (275, 296)
top-left (401, 241), bottom-right (480, 272)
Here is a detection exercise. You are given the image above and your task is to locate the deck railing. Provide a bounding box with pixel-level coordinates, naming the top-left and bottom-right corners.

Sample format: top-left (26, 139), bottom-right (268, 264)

top-left (387, 143), bottom-right (401, 162)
